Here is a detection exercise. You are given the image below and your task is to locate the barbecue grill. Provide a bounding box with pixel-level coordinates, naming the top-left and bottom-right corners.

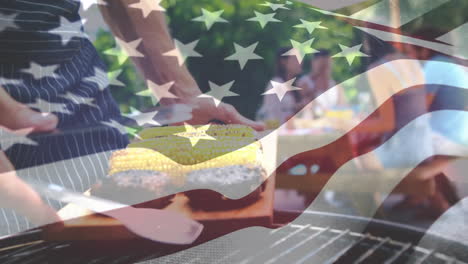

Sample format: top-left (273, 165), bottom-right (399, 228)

top-left (0, 211), bottom-right (466, 263)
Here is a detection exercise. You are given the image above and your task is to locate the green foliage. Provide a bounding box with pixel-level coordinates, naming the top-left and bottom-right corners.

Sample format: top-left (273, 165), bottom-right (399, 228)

top-left (94, 0), bottom-right (468, 117)
top-left (93, 0), bottom-right (368, 117)
top-left (93, 29), bottom-right (148, 114)
top-left (164, 0), bottom-right (365, 118)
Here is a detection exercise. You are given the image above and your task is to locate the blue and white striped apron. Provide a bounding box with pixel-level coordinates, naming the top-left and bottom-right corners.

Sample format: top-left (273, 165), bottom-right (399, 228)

top-left (0, 1), bottom-right (129, 236)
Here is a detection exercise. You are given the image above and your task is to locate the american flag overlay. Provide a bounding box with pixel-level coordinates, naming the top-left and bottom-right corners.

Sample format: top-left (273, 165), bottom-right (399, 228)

top-left (0, 0), bottom-right (467, 263)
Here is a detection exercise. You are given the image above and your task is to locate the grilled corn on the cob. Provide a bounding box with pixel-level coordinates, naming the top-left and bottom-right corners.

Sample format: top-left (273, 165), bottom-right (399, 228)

top-left (109, 144), bottom-right (262, 185)
top-left (109, 124), bottom-right (263, 185)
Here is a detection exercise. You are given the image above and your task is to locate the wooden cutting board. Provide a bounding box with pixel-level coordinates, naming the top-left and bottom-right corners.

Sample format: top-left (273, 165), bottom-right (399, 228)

top-left (46, 177), bottom-right (275, 241)
top-left (46, 131), bottom-right (278, 241)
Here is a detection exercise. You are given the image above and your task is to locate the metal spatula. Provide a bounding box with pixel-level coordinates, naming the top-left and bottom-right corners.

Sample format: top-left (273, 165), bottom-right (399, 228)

top-left (26, 181), bottom-right (203, 245)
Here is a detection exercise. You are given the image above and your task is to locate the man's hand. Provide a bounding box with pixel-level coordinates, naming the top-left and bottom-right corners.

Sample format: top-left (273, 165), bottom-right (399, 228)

top-left (185, 98), bottom-right (265, 131)
top-left (99, 1), bottom-right (264, 131)
top-left (0, 86), bottom-right (61, 227)
top-left (0, 87), bottom-right (58, 132)
top-left (0, 151), bottom-right (61, 226)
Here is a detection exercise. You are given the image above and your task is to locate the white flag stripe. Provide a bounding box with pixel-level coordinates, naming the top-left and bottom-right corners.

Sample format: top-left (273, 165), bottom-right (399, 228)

top-left (414, 196), bottom-right (468, 258)
top-left (437, 22), bottom-right (468, 43)
top-left (356, 26), bottom-right (468, 60)
top-left (350, 0), bottom-right (451, 28)
top-left (436, 22), bottom-right (468, 56)
top-left (309, 0), bottom-right (450, 29)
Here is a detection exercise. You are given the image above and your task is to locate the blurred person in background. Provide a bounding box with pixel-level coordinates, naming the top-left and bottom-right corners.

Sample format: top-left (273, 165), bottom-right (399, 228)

top-left (350, 35), bottom-right (443, 216)
top-left (404, 28), bottom-right (468, 154)
top-left (402, 28), bottom-right (468, 214)
top-left (257, 47), bottom-right (302, 126)
top-left (358, 29), bottom-right (465, 216)
top-left (357, 35), bottom-right (431, 166)
top-left (297, 49), bottom-right (347, 115)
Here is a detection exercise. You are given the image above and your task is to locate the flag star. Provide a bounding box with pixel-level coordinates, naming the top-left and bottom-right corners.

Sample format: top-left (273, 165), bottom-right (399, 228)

top-left (101, 119), bottom-right (126, 135)
top-left (84, 67), bottom-right (109, 91)
top-left (332, 44), bottom-right (369, 65)
top-left (137, 80), bottom-right (178, 104)
top-left (102, 119), bottom-right (140, 139)
top-left (127, 127), bottom-right (140, 139)
top-left (259, 1), bottom-right (290, 11)
top-left (129, 0), bottom-right (165, 18)
top-left (175, 123), bottom-right (216, 147)
top-left (198, 80), bottom-right (239, 107)
top-left (130, 110), bottom-right (160, 127)
top-left (79, 17), bottom-right (89, 26)
top-left (21, 62), bottom-right (60, 80)
top-left (107, 69), bottom-right (125, 87)
top-left (163, 39), bottom-right (202, 66)
top-left (104, 37), bottom-right (144, 65)
top-left (49, 17), bottom-right (86, 46)
top-left (282, 39), bottom-right (319, 63)
top-left (247, 11), bottom-right (281, 29)
top-left (262, 78), bottom-right (301, 101)
top-left (28, 98), bottom-right (72, 115)
top-left (135, 89), bottom-right (152, 98)
top-left (59, 92), bottom-right (98, 108)
top-left (293, 19), bottom-right (327, 34)
top-left (192, 9), bottom-right (228, 30)
top-left (0, 14), bottom-right (19, 32)
top-left (0, 128), bottom-right (37, 151)
top-left (129, 106), bottom-right (142, 116)
top-left (225, 42), bottom-right (263, 70)
top-left (105, 49), bottom-right (128, 65)
top-left (78, 0), bottom-right (107, 11)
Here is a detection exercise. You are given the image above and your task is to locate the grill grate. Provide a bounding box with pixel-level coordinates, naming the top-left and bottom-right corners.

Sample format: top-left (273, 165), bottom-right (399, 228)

top-left (0, 220), bottom-right (467, 263)
top-left (213, 225), bottom-right (468, 264)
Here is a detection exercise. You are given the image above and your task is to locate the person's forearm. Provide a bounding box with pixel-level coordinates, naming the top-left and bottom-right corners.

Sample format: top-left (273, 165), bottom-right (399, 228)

top-left (99, 0), bottom-right (201, 102)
